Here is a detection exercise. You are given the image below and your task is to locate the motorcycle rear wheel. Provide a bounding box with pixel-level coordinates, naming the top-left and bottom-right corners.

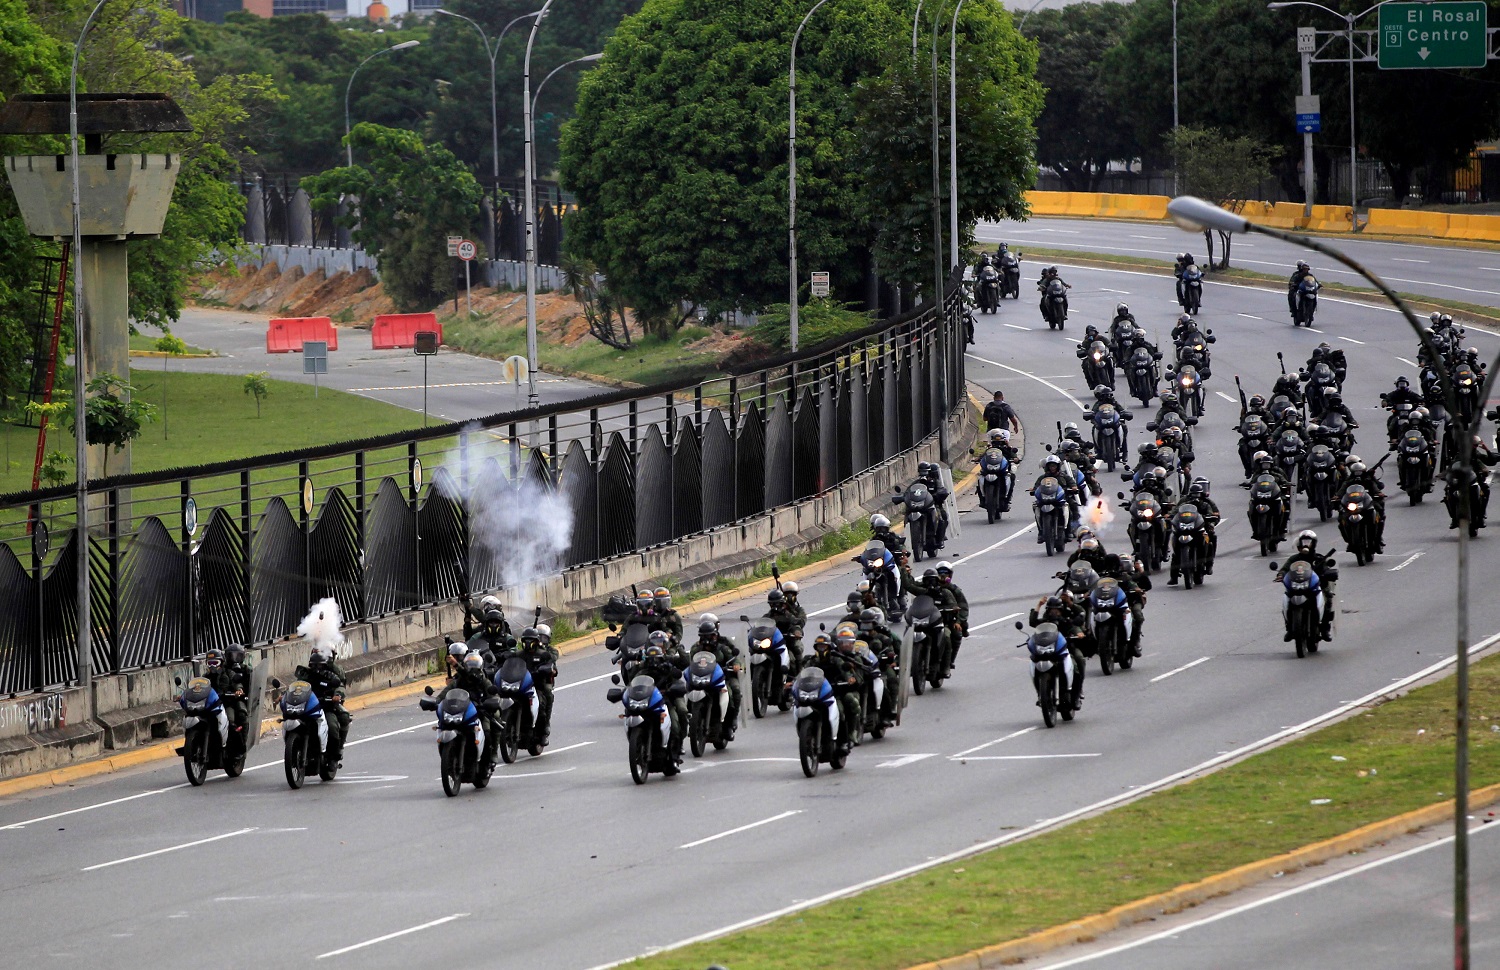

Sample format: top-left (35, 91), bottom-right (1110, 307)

top-left (798, 719), bottom-right (820, 778)
top-left (318, 756), bottom-right (339, 783)
top-left (440, 742), bottom-right (463, 797)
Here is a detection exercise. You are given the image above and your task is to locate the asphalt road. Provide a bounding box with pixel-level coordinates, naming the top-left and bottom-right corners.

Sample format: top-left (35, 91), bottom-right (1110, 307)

top-left (165, 307), bottom-right (610, 424)
top-left (7, 255), bottom-right (1500, 969)
top-left (977, 216), bottom-right (1500, 312)
top-left (1025, 819), bottom-right (1500, 970)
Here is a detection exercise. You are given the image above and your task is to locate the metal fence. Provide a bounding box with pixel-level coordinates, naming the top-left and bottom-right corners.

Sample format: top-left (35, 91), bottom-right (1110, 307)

top-left (0, 279), bottom-right (964, 695)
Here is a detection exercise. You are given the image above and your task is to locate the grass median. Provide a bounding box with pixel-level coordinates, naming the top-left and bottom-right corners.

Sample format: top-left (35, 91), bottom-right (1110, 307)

top-left (625, 651), bottom-right (1500, 970)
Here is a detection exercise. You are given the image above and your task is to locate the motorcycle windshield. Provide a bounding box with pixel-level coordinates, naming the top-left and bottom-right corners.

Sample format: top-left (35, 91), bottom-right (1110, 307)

top-left (906, 594), bottom-right (940, 627)
top-left (904, 484), bottom-right (933, 510)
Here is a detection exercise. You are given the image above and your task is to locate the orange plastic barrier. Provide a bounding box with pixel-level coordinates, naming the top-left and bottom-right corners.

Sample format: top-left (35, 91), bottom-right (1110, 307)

top-left (371, 313), bottom-right (442, 350)
top-left (266, 317), bottom-right (339, 354)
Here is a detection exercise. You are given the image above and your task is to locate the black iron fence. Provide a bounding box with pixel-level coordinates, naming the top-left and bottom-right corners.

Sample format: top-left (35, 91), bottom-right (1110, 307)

top-left (238, 174), bottom-right (569, 264)
top-left (0, 281), bottom-right (964, 696)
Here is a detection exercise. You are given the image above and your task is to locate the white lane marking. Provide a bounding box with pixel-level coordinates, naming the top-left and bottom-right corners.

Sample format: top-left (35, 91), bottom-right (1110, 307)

top-left (533, 741), bottom-right (593, 758)
top-left (1003, 323), bottom-right (1030, 331)
top-left (344, 723), bottom-right (429, 747)
top-left (325, 774), bottom-right (408, 784)
top-left (584, 631), bottom-right (1500, 970)
top-left (953, 524), bottom-right (1037, 565)
top-left (1100, 288), bottom-right (1131, 294)
top-left (1305, 327), bottom-right (1324, 333)
top-left (969, 612), bottom-right (1024, 632)
top-left (1392, 257), bottom-right (1430, 263)
top-left (1481, 267), bottom-right (1500, 272)
top-left (493, 766), bottom-right (577, 778)
top-left (0, 784), bottom-right (188, 831)
top-left (1337, 335), bottom-right (1366, 345)
top-left (950, 726), bottom-right (1037, 759)
top-left (1396, 356), bottom-right (1419, 367)
top-left (556, 672), bottom-right (613, 692)
top-left (1129, 235), bottom-right (1164, 240)
top-left (958, 753), bottom-right (1102, 761)
top-left (678, 810), bottom-right (802, 849)
top-left (1215, 391), bottom-right (1237, 403)
top-left (82, 827), bottom-right (258, 871)
top-left (316, 913), bottom-right (469, 960)
top-left (808, 602), bottom-right (845, 616)
top-left (1390, 551), bottom-right (1425, 571)
top-left (876, 753), bottom-right (939, 769)
top-left (966, 352), bottom-right (1086, 410)
top-left (1150, 656), bottom-right (1211, 683)
top-left (1237, 313), bottom-right (1264, 320)
top-left (1028, 821), bottom-right (1500, 969)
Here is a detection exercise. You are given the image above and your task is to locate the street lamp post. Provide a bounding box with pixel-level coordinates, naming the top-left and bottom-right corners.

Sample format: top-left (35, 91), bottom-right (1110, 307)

top-left (1268, 1), bottom-right (1394, 225)
top-left (531, 52), bottom-right (603, 112)
top-left (68, 0), bottom-right (111, 719)
top-left (788, 0), bottom-right (833, 355)
top-left (929, 0), bottom-right (951, 304)
top-left (521, 0), bottom-right (560, 408)
top-left (1167, 194), bottom-right (1484, 970)
top-left (948, 0), bottom-right (968, 265)
top-left (1172, 0), bottom-right (1179, 195)
top-left (434, 9), bottom-right (542, 182)
top-left (344, 40), bottom-right (420, 168)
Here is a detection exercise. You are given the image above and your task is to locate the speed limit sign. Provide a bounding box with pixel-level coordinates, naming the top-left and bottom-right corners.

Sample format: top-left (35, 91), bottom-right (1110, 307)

top-left (456, 239), bottom-right (476, 261)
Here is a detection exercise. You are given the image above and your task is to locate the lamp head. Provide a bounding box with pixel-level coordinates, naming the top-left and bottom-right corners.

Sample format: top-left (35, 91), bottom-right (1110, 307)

top-left (392, 40), bottom-right (421, 51)
top-left (1167, 196), bottom-right (1249, 234)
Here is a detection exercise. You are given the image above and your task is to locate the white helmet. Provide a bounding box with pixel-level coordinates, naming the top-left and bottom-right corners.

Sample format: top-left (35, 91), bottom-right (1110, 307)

top-left (480, 594), bottom-right (501, 611)
top-left (535, 623), bottom-right (552, 643)
top-left (870, 513), bottom-right (891, 530)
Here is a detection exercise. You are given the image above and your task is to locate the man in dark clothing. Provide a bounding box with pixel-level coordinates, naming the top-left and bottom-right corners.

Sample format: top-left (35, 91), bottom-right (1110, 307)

top-left (205, 646), bottom-right (254, 733)
top-left (445, 651), bottom-right (499, 762)
top-left (802, 630), bottom-right (861, 751)
top-left (637, 631), bottom-right (690, 760)
top-left (460, 593), bottom-right (506, 642)
top-left (1029, 592), bottom-right (1088, 709)
top-left (466, 608), bottom-right (516, 670)
top-left (1288, 260), bottom-right (1313, 321)
top-left (934, 561), bottom-right (969, 669)
top-left (984, 390), bottom-right (1020, 435)
top-left (1105, 553), bottom-right (1151, 655)
top-left (857, 607), bottom-right (900, 725)
top-left (652, 586), bottom-right (684, 643)
top-left (1275, 530), bottom-right (1338, 640)
top-left (694, 614), bottom-right (742, 733)
top-left (294, 646), bottom-right (350, 761)
top-left (767, 588), bottom-right (805, 669)
top-left (500, 626), bottom-right (559, 744)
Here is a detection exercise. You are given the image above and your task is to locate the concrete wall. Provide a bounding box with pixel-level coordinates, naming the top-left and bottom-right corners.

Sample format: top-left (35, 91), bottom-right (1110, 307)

top-left (0, 397), bottom-right (978, 781)
top-left (244, 244), bottom-right (566, 290)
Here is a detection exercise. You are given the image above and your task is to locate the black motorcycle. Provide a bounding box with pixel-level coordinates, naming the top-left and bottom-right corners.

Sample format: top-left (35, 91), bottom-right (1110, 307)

top-left (743, 615), bottom-right (791, 717)
top-left (493, 655), bottom-right (547, 761)
top-left (1302, 443), bottom-right (1341, 522)
top-left (1337, 483), bottom-right (1381, 566)
top-left (1169, 363), bottom-right (1206, 419)
top-left (976, 447), bottom-right (1014, 523)
top-left (1236, 413), bottom-right (1271, 479)
top-left (1017, 621), bottom-right (1074, 728)
top-left (976, 265), bottom-right (1001, 313)
top-left (175, 676), bottom-right (249, 786)
top-left (1396, 425), bottom-right (1434, 504)
top-left (1125, 347), bottom-right (1161, 407)
top-left (1272, 560), bottom-right (1328, 658)
top-left (1120, 489), bottom-right (1168, 572)
top-left (999, 251), bottom-right (1021, 299)
top-left (793, 666), bottom-right (848, 777)
top-left (906, 594), bottom-right (949, 694)
top-left (1169, 502), bottom-right (1210, 589)
top-left (1079, 338), bottom-right (1115, 390)
top-left (1304, 362), bottom-right (1338, 417)
top-left (1032, 476), bottom-right (1070, 557)
top-left (1179, 264), bottom-right (1204, 313)
top-left (1041, 277), bottom-right (1068, 329)
top-left (1273, 428), bottom-right (1306, 495)
top-left (1087, 577), bottom-right (1133, 674)
top-left (1293, 275), bottom-right (1320, 326)
top-left (897, 482), bottom-right (941, 561)
top-left (1248, 471), bottom-right (1288, 557)
top-left (1084, 402), bottom-right (1132, 472)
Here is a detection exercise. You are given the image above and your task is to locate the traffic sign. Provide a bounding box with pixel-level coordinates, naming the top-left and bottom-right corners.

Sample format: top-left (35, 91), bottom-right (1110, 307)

top-left (1294, 95), bottom-right (1321, 133)
top-left (446, 235), bottom-right (462, 257)
top-left (456, 239), bottom-right (476, 261)
top-left (183, 497), bottom-right (198, 537)
top-left (1379, 1), bottom-right (1487, 69)
top-left (810, 271), bottom-right (830, 298)
top-left (302, 340), bottom-right (328, 375)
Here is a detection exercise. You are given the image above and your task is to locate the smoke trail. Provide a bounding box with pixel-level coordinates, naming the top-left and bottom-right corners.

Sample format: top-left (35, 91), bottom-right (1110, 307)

top-left (298, 597), bottom-right (346, 658)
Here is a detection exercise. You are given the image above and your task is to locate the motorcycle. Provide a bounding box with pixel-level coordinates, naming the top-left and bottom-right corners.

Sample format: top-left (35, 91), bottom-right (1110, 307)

top-left (976, 265), bottom-right (1001, 313)
top-left (1293, 275), bottom-right (1320, 326)
top-left (1120, 489), bottom-right (1168, 572)
top-left (1110, 317), bottom-right (1136, 357)
top-left (854, 641), bottom-right (890, 741)
top-left (1032, 475), bottom-right (1070, 557)
top-left (1125, 346), bottom-right (1161, 407)
top-left (685, 650), bottom-right (733, 755)
top-left (1302, 442), bottom-right (1341, 522)
top-left (1179, 264), bottom-right (1204, 313)
top-left (793, 665), bottom-right (848, 777)
top-left (1078, 339), bottom-right (1115, 390)
top-left (1237, 413), bottom-right (1272, 479)
top-left (608, 623), bottom-right (650, 685)
top-left (1083, 402), bottom-right (1132, 472)
top-left (898, 482), bottom-right (940, 561)
top-left (1273, 427), bottom-right (1306, 496)
top-left (906, 594), bottom-right (949, 693)
top-left (175, 676), bottom-right (247, 786)
top-left (1248, 471), bottom-right (1289, 557)
top-left (419, 685), bottom-right (498, 797)
top-left (1169, 503), bottom-right (1210, 589)
top-left (1338, 483), bottom-right (1381, 565)
top-left (1088, 576), bottom-right (1134, 674)
top-left (976, 447), bottom-right (1014, 523)
top-left (1396, 425), bottom-right (1435, 504)
top-left (1272, 560), bottom-right (1327, 658)
top-left (1308, 412), bottom-right (1355, 457)
top-left (741, 615), bottom-right (791, 717)
top-left (1041, 277), bottom-right (1068, 329)
top-left (1304, 362), bottom-right (1338, 417)
top-left (1169, 363), bottom-right (1206, 418)
top-left (494, 655), bottom-right (546, 761)
top-left (272, 678), bottom-right (336, 789)
top-left (999, 250), bottom-right (1022, 299)
top-left (1016, 621), bottom-right (1074, 727)
top-left (1452, 361), bottom-right (1483, 427)
top-left (606, 673), bottom-right (680, 784)
top-left (1267, 393), bottom-right (1302, 434)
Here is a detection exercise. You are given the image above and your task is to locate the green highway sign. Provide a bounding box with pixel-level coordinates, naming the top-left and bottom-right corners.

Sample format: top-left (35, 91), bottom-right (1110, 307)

top-left (1379, 1), bottom-right (1488, 69)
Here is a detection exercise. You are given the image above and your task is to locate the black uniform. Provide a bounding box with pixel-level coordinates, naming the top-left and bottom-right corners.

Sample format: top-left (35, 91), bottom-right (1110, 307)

top-left (293, 658), bottom-right (350, 758)
top-left (206, 660), bottom-right (253, 730)
top-left (1029, 598), bottom-right (1088, 707)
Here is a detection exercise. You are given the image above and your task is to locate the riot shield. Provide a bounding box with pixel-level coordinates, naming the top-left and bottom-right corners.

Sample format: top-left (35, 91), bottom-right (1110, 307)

top-left (939, 464), bottom-right (960, 542)
top-left (244, 660), bottom-right (269, 752)
top-left (897, 617), bottom-right (915, 721)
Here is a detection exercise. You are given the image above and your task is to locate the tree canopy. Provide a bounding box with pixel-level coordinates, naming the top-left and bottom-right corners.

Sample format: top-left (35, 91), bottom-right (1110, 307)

top-left (558, 0), bottom-right (1041, 319)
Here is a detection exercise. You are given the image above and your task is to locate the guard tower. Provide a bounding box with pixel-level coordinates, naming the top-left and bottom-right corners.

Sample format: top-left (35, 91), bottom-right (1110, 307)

top-left (0, 93), bottom-right (191, 484)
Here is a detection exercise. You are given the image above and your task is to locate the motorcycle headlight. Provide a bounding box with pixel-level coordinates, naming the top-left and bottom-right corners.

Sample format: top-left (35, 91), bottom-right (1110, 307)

top-left (1141, 509), bottom-right (1154, 518)
top-left (1346, 502), bottom-right (1359, 512)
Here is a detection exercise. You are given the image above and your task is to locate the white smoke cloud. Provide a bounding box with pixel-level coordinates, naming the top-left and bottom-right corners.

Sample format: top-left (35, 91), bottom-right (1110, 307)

top-left (1084, 496), bottom-right (1116, 536)
top-left (298, 597), bottom-right (346, 658)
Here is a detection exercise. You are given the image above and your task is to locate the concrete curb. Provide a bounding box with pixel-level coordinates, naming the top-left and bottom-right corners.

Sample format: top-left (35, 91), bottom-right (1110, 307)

top-left (129, 350), bottom-right (218, 359)
top-left (0, 397), bottom-right (985, 802)
top-left (903, 781), bottom-right (1500, 970)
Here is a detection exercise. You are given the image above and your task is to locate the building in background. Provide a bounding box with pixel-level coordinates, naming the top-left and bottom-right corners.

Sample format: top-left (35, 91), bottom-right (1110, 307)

top-left (173, 0), bottom-right (446, 21)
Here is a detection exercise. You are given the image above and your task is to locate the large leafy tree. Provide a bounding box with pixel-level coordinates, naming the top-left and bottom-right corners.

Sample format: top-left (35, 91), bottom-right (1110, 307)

top-left (1169, 125), bottom-right (1274, 267)
top-left (559, 0), bottom-right (1040, 320)
top-left (1024, 2), bottom-right (1136, 191)
top-left (303, 124), bottom-right (483, 312)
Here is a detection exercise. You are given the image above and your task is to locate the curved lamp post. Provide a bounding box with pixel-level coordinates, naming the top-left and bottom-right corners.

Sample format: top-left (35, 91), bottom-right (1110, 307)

top-left (788, 0), bottom-right (833, 354)
top-left (344, 40), bottom-right (420, 167)
top-left (434, 9), bottom-right (541, 182)
top-left (532, 52), bottom-right (602, 113)
top-left (1167, 194), bottom-right (1487, 970)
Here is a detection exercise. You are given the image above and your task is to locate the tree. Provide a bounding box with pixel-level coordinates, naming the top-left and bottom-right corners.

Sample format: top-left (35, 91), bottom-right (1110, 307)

top-left (560, 0), bottom-right (1040, 318)
top-left (303, 124), bottom-right (484, 313)
top-left (560, 254), bottom-right (632, 350)
top-left (1168, 125), bottom-right (1274, 268)
top-left (1024, 3), bottom-right (1136, 191)
top-left (154, 334), bottom-right (187, 440)
top-left (27, 374), bottom-right (156, 478)
top-left (243, 371), bottom-right (270, 417)
top-left (1357, 64), bottom-right (1500, 204)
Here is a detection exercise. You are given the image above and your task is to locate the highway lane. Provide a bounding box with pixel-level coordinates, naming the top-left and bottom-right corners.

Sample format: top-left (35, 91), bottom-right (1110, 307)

top-left (977, 215), bottom-right (1500, 312)
top-left (7, 259), bottom-right (1500, 968)
top-left (1025, 820), bottom-right (1500, 970)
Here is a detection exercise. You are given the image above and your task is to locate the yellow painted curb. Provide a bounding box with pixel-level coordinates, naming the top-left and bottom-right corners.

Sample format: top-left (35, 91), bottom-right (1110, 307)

top-left (903, 781), bottom-right (1500, 970)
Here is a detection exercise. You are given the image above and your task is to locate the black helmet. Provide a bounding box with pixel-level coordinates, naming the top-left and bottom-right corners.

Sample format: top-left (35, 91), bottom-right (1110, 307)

top-left (767, 588), bottom-right (785, 606)
top-left (923, 567), bottom-right (939, 582)
top-left (225, 645), bottom-right (246, 667)
top-left (521, 626), bottom-right (541, 643)
top-left (1138, 442), bottom-right (1158, 456)
top-left (1297, 529), bottom-right (1318, 550)
top-left (308, 647), bottom-right (328, 667)
top-left (1044, 595), bottom-right (1063, 610)
top-left (1249, 394), bottom-right (1266, 409)
top-left (858, 607), bottom-right (882, 629)
top-left (845, 591), bottom-right (863, 613)
top-left (205, 648), bottom-right (224, 670)
top-left (698, 616), bottom-right (718, 635)
top-left (484, 607), bottom-right (505, 627)
top-left (1395, 375), bottom-right (1410, 388)
top-left (1116, 303), bottom-right (1129, 316)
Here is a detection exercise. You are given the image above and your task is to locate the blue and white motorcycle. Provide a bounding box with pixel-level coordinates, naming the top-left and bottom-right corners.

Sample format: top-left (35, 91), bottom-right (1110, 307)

top-left (272, 678), bottom-right (335, 789)
top-left (175, 676), bottom-right (238, 786)
top-left (1016, 621), bottom-right (1075, 728)
top-left (1087, 576), bottom-right (1134, 675)
top-left (793, 665), bottom-right (847, 778)
top-left (685, 651), bottom-right (734, 756)
top-left (606, 674), bottom-right (680, 784)
top-left (494, 656), bottom-right (545, 761)
top-left (420, 685), bottom-right (497, 796)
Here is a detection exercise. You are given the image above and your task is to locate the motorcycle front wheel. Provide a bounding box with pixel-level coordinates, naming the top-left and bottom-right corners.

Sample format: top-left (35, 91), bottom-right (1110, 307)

top-left (628, 725), bottom-right (651, 785)
top-left (500, 717), bottom-right (520, 764)
top-left (1039, 672), bottom-right (1056, 728)
top-left (184, 728), bottom-right (209, 787)
top-left (690, 704), bottom-right (708, 758)
top-left (284, 734), bottom-right (306, 790)
top-left (798, 719), bottom-right (820, 778)
top-left (440, 741), bottom-right (463, 797)
top-left (1098, 628), bottom-right (1115, 676)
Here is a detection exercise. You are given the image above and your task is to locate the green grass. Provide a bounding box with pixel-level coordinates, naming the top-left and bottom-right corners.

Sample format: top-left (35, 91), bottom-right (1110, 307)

top-left (0, 368), bottom-right (425, 495)
top-left (441, 313), bottom-right (725, 387)
top-left (626, 651), bottom-right (1500, 970)
top-left (128, 333), bottom-right (215, 356)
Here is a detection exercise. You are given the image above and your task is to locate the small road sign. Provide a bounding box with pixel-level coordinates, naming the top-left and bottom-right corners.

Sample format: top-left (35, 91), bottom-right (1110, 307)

top-left (183, 497), bottom-right (198, 537)
top-left (456, 239), bottom-right (476, 261)
top-left (1379, 1), bottom-right (1487, 69)
top-left (446, 235), bottom-right (462, 257)
top-left (810, 271), bottom-right (830, 298)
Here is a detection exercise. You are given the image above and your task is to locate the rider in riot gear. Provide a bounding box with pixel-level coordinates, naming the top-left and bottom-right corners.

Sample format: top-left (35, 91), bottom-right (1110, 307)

top-left (1275, 530), bottom-right (1338, 641)
top-left (1287, 260), bottom-right (1312, 319)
